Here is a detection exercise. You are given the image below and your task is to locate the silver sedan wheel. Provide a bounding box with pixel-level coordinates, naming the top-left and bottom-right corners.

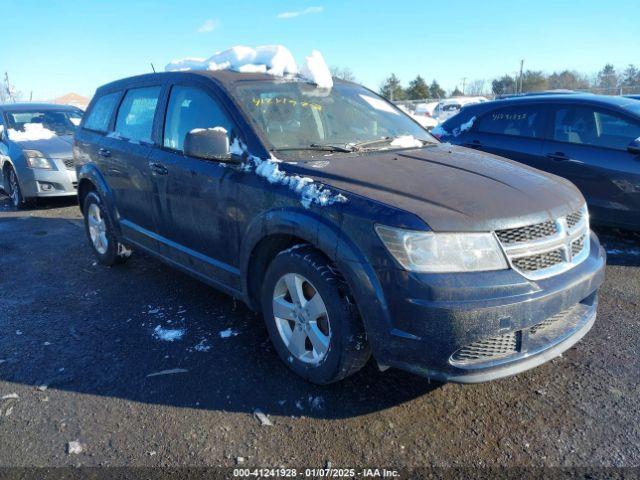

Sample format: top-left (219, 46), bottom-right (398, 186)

top-left (87, 203), bottom-right (108, 255)
top-left (272, 273), bottom-right (331, 364)
top-left (9, 170), bottom-right (20, 207)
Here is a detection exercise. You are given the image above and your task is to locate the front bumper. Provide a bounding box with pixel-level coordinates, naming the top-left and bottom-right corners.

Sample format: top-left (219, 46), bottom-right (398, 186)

top-left (20, 158), bottom-right (77, 198)
top-left (367, 233), bottom-right (606, 383)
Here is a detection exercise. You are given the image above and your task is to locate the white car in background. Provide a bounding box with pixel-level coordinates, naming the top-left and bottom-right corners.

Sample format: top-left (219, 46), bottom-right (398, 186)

top-left (411, 101), bottom-right (439, 130)
top-left (433, 96), bottom-right (488, 122)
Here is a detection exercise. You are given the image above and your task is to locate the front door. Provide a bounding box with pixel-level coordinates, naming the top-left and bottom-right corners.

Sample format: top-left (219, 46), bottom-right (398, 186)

top-left (99, 85), bottom-right (162, 242)
top-left (148, 83), bottom-right (240, 288)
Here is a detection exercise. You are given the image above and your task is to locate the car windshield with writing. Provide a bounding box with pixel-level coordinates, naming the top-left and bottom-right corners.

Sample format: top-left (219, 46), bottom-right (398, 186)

top-left (231, 81), bottom-right (435, 158)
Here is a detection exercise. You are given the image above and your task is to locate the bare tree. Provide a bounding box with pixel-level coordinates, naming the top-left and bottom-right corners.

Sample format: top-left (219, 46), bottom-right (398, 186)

top-left (330, 66), bottom-right (356, 82)
top-left (466, 79), bottom-right (486, 96)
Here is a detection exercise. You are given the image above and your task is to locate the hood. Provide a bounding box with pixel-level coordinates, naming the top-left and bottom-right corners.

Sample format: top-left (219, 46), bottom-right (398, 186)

top-left (284, 144), bottom-right (585, 232)
top-left (13, 135), bottom-right (73, 158)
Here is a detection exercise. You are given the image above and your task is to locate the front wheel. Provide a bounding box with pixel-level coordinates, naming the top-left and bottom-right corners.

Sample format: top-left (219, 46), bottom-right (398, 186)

top-left (6, 167), bottom-right (34, 209)
top-left (261, 245), bottom-right (370, 384)
top-left (83, 191), bottom-right (132, 266)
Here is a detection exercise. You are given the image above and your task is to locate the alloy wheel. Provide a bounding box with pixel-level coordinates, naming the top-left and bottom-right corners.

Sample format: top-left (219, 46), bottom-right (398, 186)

top-left (87, 202), bottom-right (109, 254)
top-left (9, 170), bottom-right (20, 207)
top-left (272, 273), bottom-right (331, 364)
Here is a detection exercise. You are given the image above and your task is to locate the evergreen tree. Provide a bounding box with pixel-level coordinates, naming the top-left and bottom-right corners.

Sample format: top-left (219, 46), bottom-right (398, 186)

top-left (491, 75), bottom-right (516, 95)
top-left (597, 64), bottom-right (619, 94)
top-left (520, 71), bottom-right (548, 92)
top-left (379, 74), bottom-right (406, 101)
top-left (406, 75), bottom-right (430, 100)
top-left (429, 80), bottom-right (445, 98)
top-left (451, 87), bottom-right (463, 97)
top-left (622, 64), bottom-right (640, 87)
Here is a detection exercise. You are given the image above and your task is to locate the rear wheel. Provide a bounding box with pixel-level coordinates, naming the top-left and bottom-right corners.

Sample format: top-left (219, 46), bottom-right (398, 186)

top-left (83, 191), bottom-right (132, 266)
top-left (261, 245), bottom-right (370, 384)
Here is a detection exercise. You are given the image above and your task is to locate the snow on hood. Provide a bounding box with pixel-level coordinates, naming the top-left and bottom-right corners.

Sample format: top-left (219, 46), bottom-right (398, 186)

top-left (231, 137), bottom-right (347, 209)
top-left (8, 123), bottom-right (56, 142)
top-left (390, 135), bottom-right (424, 148)
top-left (166, 45), bottom-right (333, 89)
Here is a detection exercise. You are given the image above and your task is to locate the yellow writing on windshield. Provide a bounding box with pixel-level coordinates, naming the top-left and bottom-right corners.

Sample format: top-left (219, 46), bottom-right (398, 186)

top-left (252, 97), bottom-right (322, 111)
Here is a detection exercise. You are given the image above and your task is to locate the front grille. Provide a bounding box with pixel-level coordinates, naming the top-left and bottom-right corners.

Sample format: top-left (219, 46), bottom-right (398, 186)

top-left (450, 332), bottom-right (519, 363)
top-left (63, 158), bottom-right (75, 170)
top-left (496, 220), bottom-right (557, 245)
top-left (571, 234), bottom-right (586, 257)
top-left (512, 249), bottom-right (564, 272)
top-left (495, 206), bottom-right (589, 280)
top-left (566, 210), bottom-right (583, 230)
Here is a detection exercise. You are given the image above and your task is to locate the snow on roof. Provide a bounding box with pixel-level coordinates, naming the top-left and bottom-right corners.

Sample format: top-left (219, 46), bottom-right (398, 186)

top-left (166, 45), bottom-right (333, 89)
top-left (8, 123), bottom-right (56, 142)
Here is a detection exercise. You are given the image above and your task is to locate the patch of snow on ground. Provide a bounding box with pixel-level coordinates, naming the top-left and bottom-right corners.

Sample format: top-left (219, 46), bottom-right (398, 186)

top-left (193, 338), bottom-right (211, 352)
top-left (219, 328), bottom-right (239, 338)
top-left (8, 123), bottom-right (56, 142)
top-left (153, 325), bottom-right (186, 342)
top-left (390, 135), bottom-right (424, 148)
top-left (299, 50), bottom-right (333, 89)
top-left (166, 45), bottom-right (298, 77)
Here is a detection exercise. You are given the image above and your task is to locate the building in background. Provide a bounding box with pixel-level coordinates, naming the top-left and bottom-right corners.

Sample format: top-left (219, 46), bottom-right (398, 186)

top-left (51, 92), bottom-right (90, 110)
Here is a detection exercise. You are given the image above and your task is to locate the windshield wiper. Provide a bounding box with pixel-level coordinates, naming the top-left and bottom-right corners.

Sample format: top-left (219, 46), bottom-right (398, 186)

top-left (348, 137), bottom-right (395, 150)
top-left (274, 144), bottom-right (353, 153)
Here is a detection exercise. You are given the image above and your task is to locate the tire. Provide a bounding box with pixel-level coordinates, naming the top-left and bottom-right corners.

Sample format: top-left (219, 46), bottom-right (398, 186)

top-left (83, 191), bottom-right (132, 266)
top-left (261, 245), bottom-right (371, 384)
top-left (6, 167), bottom-right (34, 209)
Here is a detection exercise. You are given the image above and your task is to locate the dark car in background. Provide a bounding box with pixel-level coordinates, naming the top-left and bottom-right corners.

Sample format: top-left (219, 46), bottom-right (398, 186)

top-left (0, 103), bottom-right (83, 208)
top-left (435, 95), bottom-right (640, 231)
top-left (74, 71), bottom-right (605, 384)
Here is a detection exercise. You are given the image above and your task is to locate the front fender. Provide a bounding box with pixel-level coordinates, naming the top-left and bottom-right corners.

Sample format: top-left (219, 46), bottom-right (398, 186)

top-left (77, 163), bottom-right (121, 236)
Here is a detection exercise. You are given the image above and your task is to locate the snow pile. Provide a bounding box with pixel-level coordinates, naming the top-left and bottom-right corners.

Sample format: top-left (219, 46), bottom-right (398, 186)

top-left (166, 45), bottom-right (298, 76)
top-left (8, 123), bottom-right (56, 142)
top-left (219, 328), bottom-right (239, 338)
top-left (153, 325), bottom-right (186, 342)
top-left (390, 135), bottom-right (423, 148)
top-left (166, 45), bottom-right (333, 88)
top-left (431, 116), bottom-right (476, 138)
top-left (299, 50), bottom-right (333, 89)
top-left (233, 138), bottom-right (347, 209)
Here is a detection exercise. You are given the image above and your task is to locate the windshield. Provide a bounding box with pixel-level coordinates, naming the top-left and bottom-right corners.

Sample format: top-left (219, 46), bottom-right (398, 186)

top-left (231, 81), bottom-right (435, 155)
top-left (4, 109), bottom-right (83, 140)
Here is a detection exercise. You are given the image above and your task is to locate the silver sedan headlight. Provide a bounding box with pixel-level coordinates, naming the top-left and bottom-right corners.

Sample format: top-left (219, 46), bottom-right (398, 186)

top-left (375, 225), bottom-right (508, 273)
top-left (24, 150), bottom-right (53, 170)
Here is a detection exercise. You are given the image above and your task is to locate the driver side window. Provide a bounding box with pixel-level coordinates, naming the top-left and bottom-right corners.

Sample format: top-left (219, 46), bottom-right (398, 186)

top-left (163, 86), bottom-right (233, 152)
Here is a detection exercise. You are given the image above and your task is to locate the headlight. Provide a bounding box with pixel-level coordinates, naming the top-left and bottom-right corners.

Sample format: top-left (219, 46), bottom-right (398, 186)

top-left (24, 150), bottom-right (53, 170)
top-left (375, 225), bottom-right (508, 273)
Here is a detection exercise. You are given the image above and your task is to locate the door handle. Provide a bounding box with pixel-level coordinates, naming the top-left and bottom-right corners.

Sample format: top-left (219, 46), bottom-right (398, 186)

top-left (148, 161), bottom-right (168, 175)
top-left (546, 152), bottom-right (569, 161)
top-left (98, 148), bottom-right (111, 157)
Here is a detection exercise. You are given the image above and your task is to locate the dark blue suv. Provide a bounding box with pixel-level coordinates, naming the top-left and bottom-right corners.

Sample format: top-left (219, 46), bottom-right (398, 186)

top-left (75, 71), bottom-right (605, 384)
top-left (435, 94), bottom-right (640, 231)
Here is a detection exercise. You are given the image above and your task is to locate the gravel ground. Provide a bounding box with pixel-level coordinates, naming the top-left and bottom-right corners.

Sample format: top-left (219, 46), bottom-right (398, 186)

top-left (0, 193), bottom-right (639, 470)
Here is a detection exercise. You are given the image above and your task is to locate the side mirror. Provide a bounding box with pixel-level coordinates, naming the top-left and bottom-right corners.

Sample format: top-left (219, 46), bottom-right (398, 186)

top-left (628, 137), bottom-right (640, 155)
top-left (184, 127), bottom-right (239, 162)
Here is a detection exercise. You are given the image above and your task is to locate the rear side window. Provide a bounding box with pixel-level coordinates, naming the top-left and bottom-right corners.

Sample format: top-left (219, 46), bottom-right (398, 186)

top-left (477, 105), bottom-right (545, 139)
top-left (114, 86), bottom-right (161, 143)
top-left (163, 86), bottom-right (233, 152)
top-left (84, 92), bottom-right (120, 132)
top-left (553, 106), bottom-right (640, 150)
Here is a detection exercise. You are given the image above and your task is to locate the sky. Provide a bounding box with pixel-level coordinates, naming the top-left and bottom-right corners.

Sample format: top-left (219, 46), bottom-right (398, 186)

top-left (2, 0), bottom-right (639, 101)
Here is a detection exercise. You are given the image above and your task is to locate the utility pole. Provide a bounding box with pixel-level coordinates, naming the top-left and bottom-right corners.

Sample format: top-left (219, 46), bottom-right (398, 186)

top-left (461, 77), bottom-right (467, 95)
top-left (4, 72), bottom-right (15, 103)
top-left (518, 59), bottom-right (524, 94)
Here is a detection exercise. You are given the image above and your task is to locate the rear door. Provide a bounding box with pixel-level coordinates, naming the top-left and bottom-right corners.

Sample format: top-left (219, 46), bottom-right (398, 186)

top-left (463, 103), bottom-right (548, 168)
top-left (542, 104), bottom-right (640, 226)
top-left (147, 81), bottom-right (240, 288)
top-left (99, 85), bottom-right (162, 242)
